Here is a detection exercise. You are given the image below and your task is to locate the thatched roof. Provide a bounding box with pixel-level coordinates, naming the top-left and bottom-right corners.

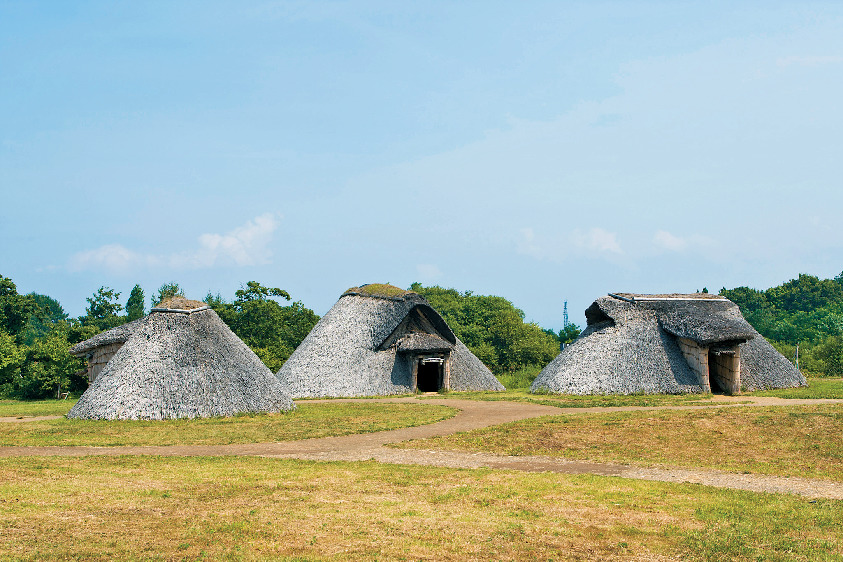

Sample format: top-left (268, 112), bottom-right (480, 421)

top-left (739, 330), bottom-right (806, 390)
top-left (343, 284), bottom-right (415, 299)
top-left (629, 296), bottom-right (755, 345)
top-left (277, 285), bottom-right (503, 398)
top-left (152, 296), bottom-right (208, 312)
top-left (69, 317), bottom-right (144, 357)
top-left (67, 307), bottom-right (294, 420)
top-left (532, 294), bottom-right (805, 395)
top-left (397, 332), bottom-right (454, 352)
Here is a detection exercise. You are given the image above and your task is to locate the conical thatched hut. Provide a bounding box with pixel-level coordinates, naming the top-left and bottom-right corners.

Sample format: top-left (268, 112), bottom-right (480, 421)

top-left (277, 284), bottom-right (504, 397)
top-left (531, 293), bottom-right (806, 395)
top-left (68, 297), bottom-right (294, 420)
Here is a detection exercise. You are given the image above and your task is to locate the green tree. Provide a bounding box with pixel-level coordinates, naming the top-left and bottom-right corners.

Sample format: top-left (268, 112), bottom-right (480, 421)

top-left (765, 274), bottom-right (843, 313)
top-left (812, 336), bottom-right (843, 377)
top-left (0, 274), bottom-right (36, 338)
top-left (152, 282), bottom-right (184, 306)
top-left (559, 323), bottom-right (582, 345)
top-left (21, 294), bottom-right (68, 345)
top-left (8, 323), bottom-right (85, 399)
top-left (83, 287), bottom-right (123, 331)
top-left (409, 283), bottom-right (559, 375)
top-left (206, 282), bottom-right (319, 372)
top-left (126, 285), bottom-right (145, 320)
top-left (0, 328), bottom-right (26, 391)
top-left (235, 281), bottom-right (291, 302)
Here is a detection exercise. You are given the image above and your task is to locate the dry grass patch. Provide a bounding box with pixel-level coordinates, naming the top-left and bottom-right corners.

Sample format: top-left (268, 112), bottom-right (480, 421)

top-left (0, 403), bottom-right (456, 447)
top-left (1, 456), bottom-right (841, 561)
top-left (396, 405), bottom-right (843, 481)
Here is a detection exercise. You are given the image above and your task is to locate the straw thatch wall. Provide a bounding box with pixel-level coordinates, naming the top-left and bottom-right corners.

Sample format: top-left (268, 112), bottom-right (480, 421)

top-left (69, 318), bottom-right (145, 383)
top-left (278, 285), bottom-right (503, 397)
top-left (68, 307), bottom-right (294, 420)
top-left (739, 329), bottom-right (807, 391)
top-left (532, 294), bottom-right (806, 395)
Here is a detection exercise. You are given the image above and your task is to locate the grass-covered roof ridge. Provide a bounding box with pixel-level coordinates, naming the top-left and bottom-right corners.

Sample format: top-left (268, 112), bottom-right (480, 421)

top-left (342, 284), bottom-right (416, 300)
top-left (153, 296), bottom-right (208, 311)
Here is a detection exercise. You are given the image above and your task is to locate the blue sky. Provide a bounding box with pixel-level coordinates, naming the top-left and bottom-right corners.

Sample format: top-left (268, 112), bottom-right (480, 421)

top-left (2, 1), bottom-right (842, 328)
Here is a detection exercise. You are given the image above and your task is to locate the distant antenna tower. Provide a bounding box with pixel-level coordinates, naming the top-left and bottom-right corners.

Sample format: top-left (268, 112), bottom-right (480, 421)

top-left (563, 301), bottom-right (569, 328)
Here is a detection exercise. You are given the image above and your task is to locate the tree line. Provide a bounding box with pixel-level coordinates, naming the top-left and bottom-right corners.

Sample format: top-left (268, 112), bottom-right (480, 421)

top-left (0, 274), bottom-right (580, 399)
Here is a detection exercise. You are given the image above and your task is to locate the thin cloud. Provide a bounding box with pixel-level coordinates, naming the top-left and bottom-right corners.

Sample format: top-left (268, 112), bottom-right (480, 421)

top-left (517, 226), bottom-right (622, 262)
top-left (572, 227), bottom-right (622, 254)
top-left (653, 230), bottom-right (687, 252)
top-left (67, 244), bottom-right (156, 274)
top-left (68, 213), bottom-right (280, 273)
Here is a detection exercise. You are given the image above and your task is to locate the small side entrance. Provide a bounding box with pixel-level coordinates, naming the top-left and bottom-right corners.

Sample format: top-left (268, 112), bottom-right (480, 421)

top-left (412, 355), bottom-right (450, 392)
top-left (708, 348), bottom-right (741, 394)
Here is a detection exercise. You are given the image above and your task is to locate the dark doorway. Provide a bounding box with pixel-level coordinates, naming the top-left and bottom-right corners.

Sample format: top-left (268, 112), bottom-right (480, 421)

top-left (417, 360), bottom-right (441, 392)
top-left (708, 349), bottom-right (739, 395)
top-left (708, 351), bottom-right (727, 393)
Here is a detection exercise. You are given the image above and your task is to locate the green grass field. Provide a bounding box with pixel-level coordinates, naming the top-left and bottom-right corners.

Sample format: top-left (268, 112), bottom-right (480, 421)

top-left (753, 378), bottom-right (843, 399)
top-left (0, 399), bottom-right (77, 418)
top-left (1, 456), bottom-right (840, 561)
top-left (0, 402), bottom-right (456, 447)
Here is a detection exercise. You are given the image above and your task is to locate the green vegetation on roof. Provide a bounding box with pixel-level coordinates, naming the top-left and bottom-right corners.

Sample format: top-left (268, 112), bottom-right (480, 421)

top-left (343, 284), bottom-right (415, 299)
top-left (153, 296), bottom-right (207, 310)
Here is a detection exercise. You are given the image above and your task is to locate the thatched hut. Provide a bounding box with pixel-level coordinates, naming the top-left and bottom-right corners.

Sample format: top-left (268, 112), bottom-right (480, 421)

top-left (531, 293), bottom-right (806, 395)
top-left (277, 284), bottom-right (504, 397)
top-left (70, 318), bottom-right (144, 383)
top-left (68, 297), bottom-right (294, 420)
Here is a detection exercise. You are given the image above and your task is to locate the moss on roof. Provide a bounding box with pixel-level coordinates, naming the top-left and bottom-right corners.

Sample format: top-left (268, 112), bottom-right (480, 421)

top-left (342, 284), bottom-right (415, 299)
top-left (153, 297), bottom-right (207, 311)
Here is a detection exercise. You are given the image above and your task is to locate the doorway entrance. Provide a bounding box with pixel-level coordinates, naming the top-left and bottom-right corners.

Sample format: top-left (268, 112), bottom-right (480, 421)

top-left (708, 348), bottom-right (740, 395)
top-left (416, 357), bottom-right (443, 392)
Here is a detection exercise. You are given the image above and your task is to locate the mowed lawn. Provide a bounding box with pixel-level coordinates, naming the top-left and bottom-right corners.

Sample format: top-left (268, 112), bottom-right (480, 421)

top-left (1, 456), bottom-right (841, 561)
top-left (0, 399), bottom-right (78, 418)
top-left (396, 404), bottom-right (843, 481)
top-left (0, 402), bottom-right (457, 447)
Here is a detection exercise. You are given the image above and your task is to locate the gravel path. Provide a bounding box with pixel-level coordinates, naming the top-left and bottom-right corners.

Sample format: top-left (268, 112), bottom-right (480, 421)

top-left (2, 396), bottom-right (842, 500)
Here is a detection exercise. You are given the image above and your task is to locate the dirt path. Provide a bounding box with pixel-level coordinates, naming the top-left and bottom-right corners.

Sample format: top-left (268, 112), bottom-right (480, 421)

top-left (2, 396), bottom-right (842, 500)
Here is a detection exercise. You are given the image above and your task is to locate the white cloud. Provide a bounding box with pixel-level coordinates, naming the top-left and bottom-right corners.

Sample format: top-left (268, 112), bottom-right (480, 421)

top-left (653, 230), bottom-right (687, 252)
top-left (68, 213), bottom-right (280, 273)
top-left (516, 227), bottom-right (543, 259)
top-left (186, 213), bottom-right (279, 268)
top-left (571, 228), bottom-right (622, 254)
top-left (517, 226), bottom-right (622, 262)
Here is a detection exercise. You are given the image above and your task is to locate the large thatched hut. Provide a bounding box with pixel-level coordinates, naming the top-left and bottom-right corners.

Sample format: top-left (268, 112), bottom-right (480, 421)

top-left (68, 297), bottom-right (294, 420)
top-left (277, 284), bottom-right (504, 397)
top-left (531, 293), bottom-right (806, 395)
